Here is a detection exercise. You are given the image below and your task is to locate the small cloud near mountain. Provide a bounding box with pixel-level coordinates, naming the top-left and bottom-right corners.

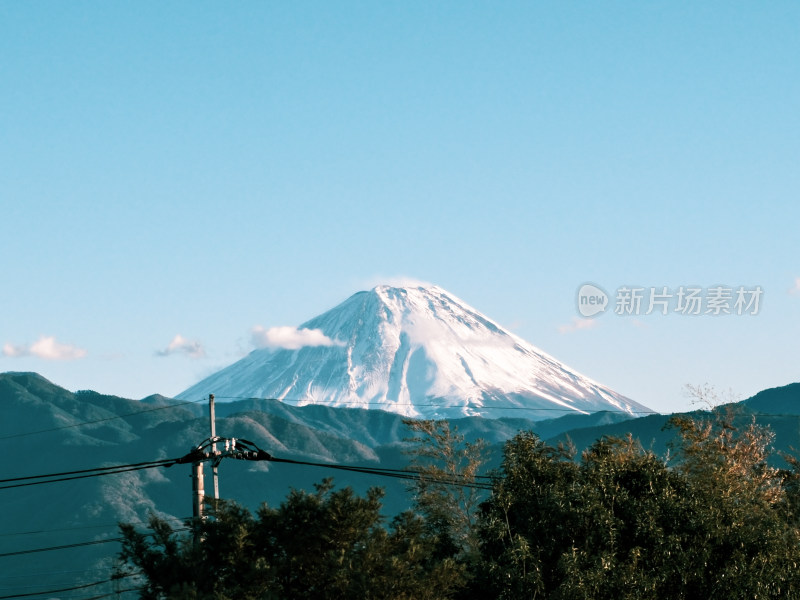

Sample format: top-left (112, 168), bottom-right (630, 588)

top-left (790, 277), bottom-right (800, 296)
top-left (2, 335), bottom-right (88, 360)
top-left (558, 317), bottom-right (598, 334)
top-left (360, 275), bottom-right (435, 289)
top-left (251, 325), bottom-right (344, 350)
top-left (157, 334), bottom-right (206, 358)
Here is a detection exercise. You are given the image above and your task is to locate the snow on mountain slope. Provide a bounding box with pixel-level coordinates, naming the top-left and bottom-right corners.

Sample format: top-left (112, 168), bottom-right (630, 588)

top-left (178, 285), bottom-right (651, 420)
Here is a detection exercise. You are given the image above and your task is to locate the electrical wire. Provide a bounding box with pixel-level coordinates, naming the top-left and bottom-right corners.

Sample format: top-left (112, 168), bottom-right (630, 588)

top-left (4, 375), bottom-right (797, 449)
top-left (0, 527), bottom-right (191, 559)
top-left (0, 569), bottom-right (104, 582)
top-left (0, 459), bottom-right (180, 485)
top-left (265, 455), bottom-right (494, 490)
top-left (80, 587), bottom-right (143, 600)
top-left (0, 573), bottom-right (138, 600)
top-left (0, 396), bottom-right (208, 442)
top-left (0, 573), bottom-right (139, 594)
top-left (0, 515), bottom-right (190, 538)
top-left (5, 386), bottom-right (790, 451)
top-left (214, 395), bottom-right (664, 416)
top-left (0, 459), bottom-right (182, 491)
top-left (0, 538), bottom-right (123, 558)
top-left (33, 588), bottom-right (143, 600)
top-left (0, 440), bottom-right (492, 497)
top-left (4, 400), bottom-right (797, 496)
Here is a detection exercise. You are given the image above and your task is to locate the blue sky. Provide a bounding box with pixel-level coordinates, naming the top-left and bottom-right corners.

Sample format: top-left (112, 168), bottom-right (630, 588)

top-left (2, 2), bottom-right (798, 414)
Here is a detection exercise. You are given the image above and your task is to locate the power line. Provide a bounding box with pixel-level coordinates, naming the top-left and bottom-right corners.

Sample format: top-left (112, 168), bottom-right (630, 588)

top-left (5, 383), bottom-right (798, 449)
top-left (0, 396), bottom-right (208, 442)
top-left (80, 587), bottom-right (143, 600)
top-left (0, 567), bottom-right (120, 582)
top-left (0, 573), bottom-right (137, 593)
top-left (0, 527), bottom-right (190, 559)
top-left (213, 395), bottom-right (664, 416)
top-left (0, 538), bottom-right (122, 558)
top-left (0, 459), bottom-right (180, 485)
top-left (265, 455), bottom-right (494, 490)
top-left (22, 589), bottom-right (144, 600)
top-left (0, 515), bottom-right (190, 538)
top-left (5, 389), bottom-right (791, 452)
top-left (0, 437), bottom-right (492, 496)
top-left (223, 396), bottom-right (800, 422)
top-left (0, 569), bottom-right (101, 581)
top-left (0, 459), bottom-right (183, 491)
top-left (0, 574), bottom-right (138, 600)
top-left (212, 395), bottom-right (800, 420)
top-left (4, 400), bottom-right (798, 496)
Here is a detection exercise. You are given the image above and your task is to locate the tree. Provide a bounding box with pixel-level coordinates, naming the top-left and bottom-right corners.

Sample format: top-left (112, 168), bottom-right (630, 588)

top-left (118, 479), bottom-right (466, 600)
top-left (402, 419), bottom-right (488, 560)
top-left (664, 411), bottom-right (800, 599)
top-left (475, 414), bottom-right (800, 599)
top-left (475, 430), bottom-right (578, 598)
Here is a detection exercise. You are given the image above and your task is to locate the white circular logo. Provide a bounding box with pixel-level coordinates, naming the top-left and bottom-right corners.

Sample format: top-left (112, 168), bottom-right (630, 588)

top-left (577, 283), bottom-right (609, 317)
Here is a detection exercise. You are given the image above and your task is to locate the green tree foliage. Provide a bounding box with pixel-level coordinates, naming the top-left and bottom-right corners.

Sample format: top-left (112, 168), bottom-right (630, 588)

top-left (119, 479), bottom-right (465, 600)
top-left (476, 416), bottom-right (800, 599)
top-left (402, 419), bottom-right (487, 559)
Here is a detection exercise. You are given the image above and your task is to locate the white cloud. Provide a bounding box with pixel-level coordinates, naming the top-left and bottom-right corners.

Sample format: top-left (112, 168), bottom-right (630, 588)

top-left (251, 325), bottom-right (343, 350)
top-left (558, 317), bottom-right (599, 334)
top-left (790, 277), bottom-right (800, 296)
top-left (2, 343), bottom-right (26, 357)
top-left (2, 336), bottom-right (88, 360)
top-left (360, 275), bottom-right (435, 290)
top-left (157, 334), bottom-right (206, 358)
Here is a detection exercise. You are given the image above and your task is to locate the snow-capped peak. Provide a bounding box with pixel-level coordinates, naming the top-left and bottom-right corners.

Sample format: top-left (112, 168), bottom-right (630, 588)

top-left (178, 284), bottom-right (650, 420)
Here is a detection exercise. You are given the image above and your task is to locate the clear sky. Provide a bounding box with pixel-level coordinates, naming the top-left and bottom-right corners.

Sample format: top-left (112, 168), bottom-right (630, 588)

top-left (2, 2), bottom-right (798, 414)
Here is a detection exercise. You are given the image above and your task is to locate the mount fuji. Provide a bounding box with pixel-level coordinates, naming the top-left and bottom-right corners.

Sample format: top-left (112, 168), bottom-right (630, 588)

top-left (179, 285), bottom-right (650, 420)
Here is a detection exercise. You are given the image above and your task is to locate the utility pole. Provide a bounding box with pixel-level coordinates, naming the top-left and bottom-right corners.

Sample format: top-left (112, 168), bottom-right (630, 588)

top-left (191, 457), bottom-right (204, 547)
top-left (192, 457), bottom-right (204, 514)
top-left (182, 435), bottom-right (271, 546)
top-left (209, 394), bottom-right (219, 505)
top-left (190, 392), bottom-right (217, 547)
